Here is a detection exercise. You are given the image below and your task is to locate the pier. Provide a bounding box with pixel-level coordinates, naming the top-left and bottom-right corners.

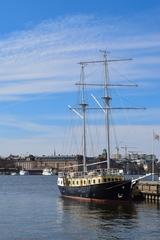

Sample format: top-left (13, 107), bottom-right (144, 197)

top-left (135, 180), bottom-right (160, 202)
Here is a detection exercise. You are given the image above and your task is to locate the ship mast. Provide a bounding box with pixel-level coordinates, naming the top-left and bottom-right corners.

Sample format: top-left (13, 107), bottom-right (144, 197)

top-left (102, 50), bottom-right (111, 169)
top-left (75, 52), bottom-right (144, 171)
top-left (80, 63), bottom-right (88, 172)
top-left (78, 53), bottom-right (132, 170)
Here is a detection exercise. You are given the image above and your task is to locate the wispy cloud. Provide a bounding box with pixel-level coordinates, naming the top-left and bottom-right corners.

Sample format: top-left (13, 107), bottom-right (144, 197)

top-left (0, 15), bottom-right (159, 99)
top-left (0, 114), bottom-right (54, 133)
top-left (0, 124), bottom-right (159, 157)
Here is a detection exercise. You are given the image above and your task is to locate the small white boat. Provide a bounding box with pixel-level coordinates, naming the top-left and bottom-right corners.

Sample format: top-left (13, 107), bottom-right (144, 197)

top-left (42, 168), bottom-right (53, 176)
top-left (19, 169), bottom-right (29, 175)
top-left (11, 172), bottom-right (18, 176)
top-left (118, 169), bottom-right (124, 175)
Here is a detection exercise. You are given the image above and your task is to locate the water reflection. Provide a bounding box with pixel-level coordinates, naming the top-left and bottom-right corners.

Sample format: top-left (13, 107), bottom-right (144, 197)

top-left (59, 197), bottom-right (137, 218)
top-left (56, 197), bottom-right (137, 240)
top-left (142, 200), bottom-right (160, 210)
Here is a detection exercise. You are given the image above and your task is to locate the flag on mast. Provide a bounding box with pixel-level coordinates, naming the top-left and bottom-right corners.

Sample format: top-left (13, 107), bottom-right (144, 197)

top-left (153, 131), bottom-right (160, 141)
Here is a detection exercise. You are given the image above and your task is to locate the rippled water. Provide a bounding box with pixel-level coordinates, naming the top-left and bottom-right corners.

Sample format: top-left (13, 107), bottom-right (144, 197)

top-left (0, 175), bottom-right (159, 240)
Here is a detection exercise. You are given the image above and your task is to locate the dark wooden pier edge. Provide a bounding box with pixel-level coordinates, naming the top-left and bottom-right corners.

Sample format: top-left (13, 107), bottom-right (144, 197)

top-left (132, 180), bottom-right (160, 202)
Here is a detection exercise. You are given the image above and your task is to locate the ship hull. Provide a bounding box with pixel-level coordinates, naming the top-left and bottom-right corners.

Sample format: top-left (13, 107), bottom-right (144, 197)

top-left (58, 180), bottom-right (132, 202)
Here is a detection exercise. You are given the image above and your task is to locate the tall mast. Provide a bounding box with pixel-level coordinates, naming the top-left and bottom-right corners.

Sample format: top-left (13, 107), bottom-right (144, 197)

top-left (101, 50), bottom-right (111, 169)
top-left (76, 53), bottom-right (144, 171)
top-left (80, 63), bottom-right (87, 172)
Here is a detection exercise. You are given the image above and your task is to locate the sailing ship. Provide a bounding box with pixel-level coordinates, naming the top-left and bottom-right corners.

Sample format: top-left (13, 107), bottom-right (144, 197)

top-left (57, 51), bottom-right (140, 202)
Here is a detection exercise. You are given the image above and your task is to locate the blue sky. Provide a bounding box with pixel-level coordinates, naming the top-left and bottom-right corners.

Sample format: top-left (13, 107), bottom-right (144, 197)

top-left (0, 0), bottom-right (159, 157)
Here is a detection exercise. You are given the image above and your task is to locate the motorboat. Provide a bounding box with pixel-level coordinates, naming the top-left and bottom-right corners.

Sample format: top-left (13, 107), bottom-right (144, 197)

top-left (42, 168), bottom-right (53, 176)
top-left (19, 169), bottom-right (29, 175)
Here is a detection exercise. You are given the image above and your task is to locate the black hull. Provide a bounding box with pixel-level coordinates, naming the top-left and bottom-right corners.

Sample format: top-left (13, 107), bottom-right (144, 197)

top-left (58, 180), bottom-right (132, 202)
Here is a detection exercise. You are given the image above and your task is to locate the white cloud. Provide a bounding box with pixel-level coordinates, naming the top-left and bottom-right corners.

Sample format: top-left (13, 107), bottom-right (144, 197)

top-left (0, 124), bottom-right (159, 159)
top-left (0, 15), bottom-right (158, 99)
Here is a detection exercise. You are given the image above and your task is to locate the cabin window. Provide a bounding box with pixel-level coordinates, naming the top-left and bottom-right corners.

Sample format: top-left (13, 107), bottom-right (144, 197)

top-left (108, 178), bottom-right (110, 182)
top-left (76, 181), bottom-right (79, 185)
top-left (69, 181), bottom-right (71, 184)
top-left (104, 178), bottom-right (106, 182)
top-left (93, 179), bottom-right (95, 184)
top-left (115, 178), bottom-right (118, 182)
top-left (98, 179), bottom-right (101, 183)
top-left (88, 180), bottom-right (91, 184)
top-left (84, 180), bottom-right (86, 184)
top-left (81, 180), bottom-right (83, 185)
top-left (72, 181), bottom-right (75, 185)
top-left (112, 178), bottom-right (114, 182)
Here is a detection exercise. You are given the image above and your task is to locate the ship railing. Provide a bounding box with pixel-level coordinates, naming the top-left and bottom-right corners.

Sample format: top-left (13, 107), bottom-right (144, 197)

top-left (58, 168), bottom-right (123, 178)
